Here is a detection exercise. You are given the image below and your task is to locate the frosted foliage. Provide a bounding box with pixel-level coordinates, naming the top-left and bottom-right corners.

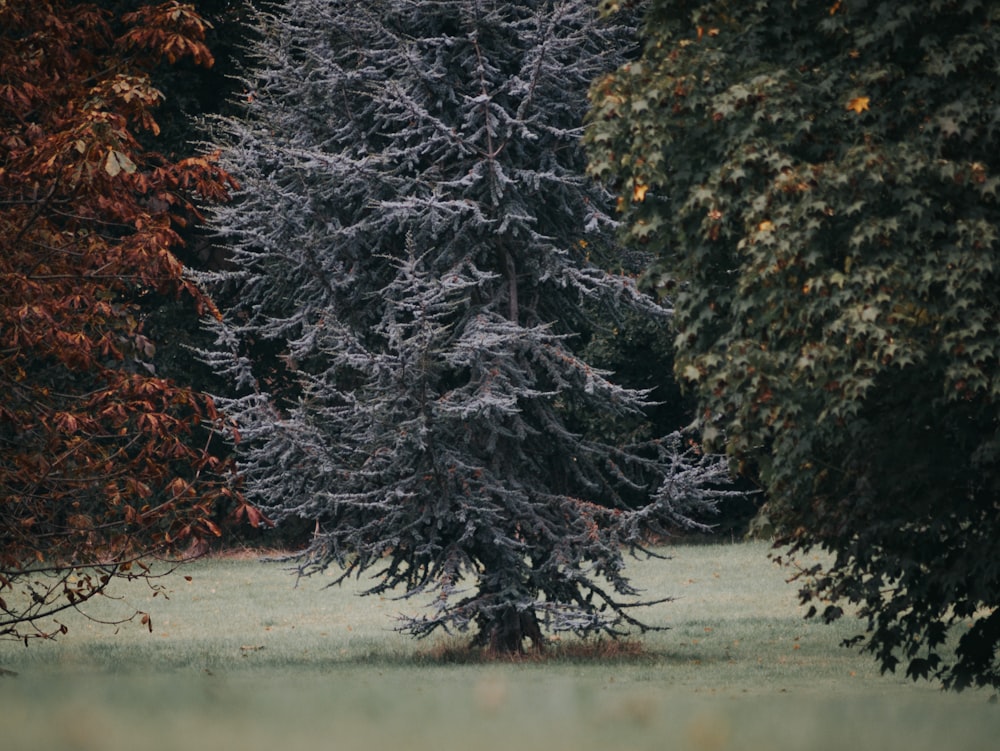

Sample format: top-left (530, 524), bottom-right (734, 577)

top-left (199, 0), bottom-right (738, 651)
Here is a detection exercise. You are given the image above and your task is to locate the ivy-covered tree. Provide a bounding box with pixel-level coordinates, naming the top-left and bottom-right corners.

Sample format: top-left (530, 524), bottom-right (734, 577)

top-left (0, 1), bottom-right (251, 641)
top-left (587, 0), bottom-right (1000, 689)
top-left (201, 0), bottom-right (735, 653)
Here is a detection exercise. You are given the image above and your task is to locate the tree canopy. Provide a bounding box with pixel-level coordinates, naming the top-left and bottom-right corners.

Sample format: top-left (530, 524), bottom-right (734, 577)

top-left (587, 0), bottom-right (1000, 689)
top-left (200, 0), bottom-right (735, 653)
top-left (0, 1), bottom-right (248, 641)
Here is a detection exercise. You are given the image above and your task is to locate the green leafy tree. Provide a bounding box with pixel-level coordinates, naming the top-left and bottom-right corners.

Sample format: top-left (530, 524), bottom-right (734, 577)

top-left (587, 0), bottom-right (1000, 689)
top-left (200, 0), bottom-right (737, 654)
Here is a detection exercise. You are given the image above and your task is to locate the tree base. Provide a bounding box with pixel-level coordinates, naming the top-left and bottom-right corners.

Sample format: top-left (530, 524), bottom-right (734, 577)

top-left (476, 606), bottom-right (545, 655)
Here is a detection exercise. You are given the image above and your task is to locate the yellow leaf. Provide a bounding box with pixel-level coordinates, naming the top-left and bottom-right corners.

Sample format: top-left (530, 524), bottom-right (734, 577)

top-left (633, 183), bottom-right (649, 202)
top-left (758, 220), bottom-right (774, 232)
top-left (846, 96), bottom-right (870, 114)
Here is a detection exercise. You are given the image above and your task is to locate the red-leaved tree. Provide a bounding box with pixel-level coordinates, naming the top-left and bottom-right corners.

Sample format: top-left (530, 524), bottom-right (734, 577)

top-left (1, 1), bottom-right (252, 641)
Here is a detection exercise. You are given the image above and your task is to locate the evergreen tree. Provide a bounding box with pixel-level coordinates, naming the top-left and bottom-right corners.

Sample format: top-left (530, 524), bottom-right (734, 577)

top-left (200, 0), bottom-right (734, 653)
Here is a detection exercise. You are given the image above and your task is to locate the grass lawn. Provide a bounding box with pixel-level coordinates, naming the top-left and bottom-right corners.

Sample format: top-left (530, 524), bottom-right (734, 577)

top-left (1, 542), bottom-right (997, 751)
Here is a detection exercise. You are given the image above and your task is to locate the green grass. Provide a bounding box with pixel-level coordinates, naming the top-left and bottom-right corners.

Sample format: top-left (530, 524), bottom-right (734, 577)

top-left (2, 542), bottom-right (997, 751)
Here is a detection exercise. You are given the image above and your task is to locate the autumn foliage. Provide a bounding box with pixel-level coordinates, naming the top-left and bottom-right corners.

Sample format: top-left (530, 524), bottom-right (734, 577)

top-left (0, 1), bottom-right (244, 640)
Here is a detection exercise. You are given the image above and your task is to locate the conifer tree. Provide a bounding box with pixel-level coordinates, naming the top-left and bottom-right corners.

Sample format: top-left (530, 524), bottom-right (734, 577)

top-left (201, 0), bottom-right (734, 652)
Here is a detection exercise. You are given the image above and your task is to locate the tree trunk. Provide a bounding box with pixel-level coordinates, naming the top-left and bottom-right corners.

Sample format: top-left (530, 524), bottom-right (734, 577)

top-left (479, 606), bottom-right (544, 655)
